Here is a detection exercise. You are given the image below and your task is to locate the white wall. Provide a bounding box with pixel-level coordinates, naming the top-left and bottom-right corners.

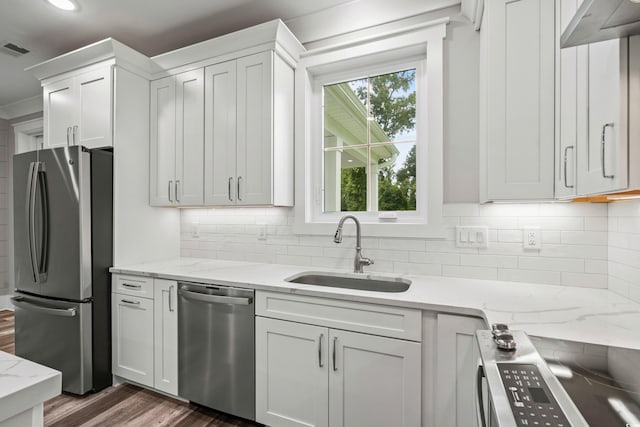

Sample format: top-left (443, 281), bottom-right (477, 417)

top-left (181, 202), bottom-right (608, 289)
top-left (608, 200), bottom-right (640, 303)
top-left (0, 119), bottom-right (8, 295)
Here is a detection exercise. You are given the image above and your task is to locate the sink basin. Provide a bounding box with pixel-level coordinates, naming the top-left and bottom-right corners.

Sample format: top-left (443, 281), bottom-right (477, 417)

top-left (285, 271), bottom-right (411, 293)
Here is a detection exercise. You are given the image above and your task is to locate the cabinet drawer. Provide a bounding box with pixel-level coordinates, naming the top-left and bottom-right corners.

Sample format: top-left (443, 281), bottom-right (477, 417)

top-left (256, 291), bottom-right (421, 342)
top-left (112, 275), bottom-right (154, 299)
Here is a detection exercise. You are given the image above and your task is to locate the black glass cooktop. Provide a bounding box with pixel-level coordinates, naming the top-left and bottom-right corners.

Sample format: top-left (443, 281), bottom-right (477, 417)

top-left (531, 336), bottom-right (640, 426)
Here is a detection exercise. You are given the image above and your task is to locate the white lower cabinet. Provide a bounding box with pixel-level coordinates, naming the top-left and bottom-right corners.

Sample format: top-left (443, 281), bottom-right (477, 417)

top-left (111, 275), bottom-right (178, 396)
top-left (153, 279), bottom-right (178, 395)
top-left (435, 313), bottom-right (486, 427)
top-left (255, 291), bottom-right (422, 427)
top-left (112, 292), bottom-right (154, 387)
top-left (256, 317), bottom-right (329, 427)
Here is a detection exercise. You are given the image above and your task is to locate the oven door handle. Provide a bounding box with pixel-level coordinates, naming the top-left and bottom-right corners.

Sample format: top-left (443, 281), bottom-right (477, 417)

top-left (477, 364), bottom-right (488, 427)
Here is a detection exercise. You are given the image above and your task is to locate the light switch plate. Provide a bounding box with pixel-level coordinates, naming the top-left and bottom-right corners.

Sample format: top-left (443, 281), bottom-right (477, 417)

top-left (456, 226), bottom-right (489, 248)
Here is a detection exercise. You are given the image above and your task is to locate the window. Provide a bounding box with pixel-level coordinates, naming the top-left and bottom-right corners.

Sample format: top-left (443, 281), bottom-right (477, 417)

top-left (294, 18), bottom-right (448, 238)
top-left (323, 69), bottom-right (417, 213)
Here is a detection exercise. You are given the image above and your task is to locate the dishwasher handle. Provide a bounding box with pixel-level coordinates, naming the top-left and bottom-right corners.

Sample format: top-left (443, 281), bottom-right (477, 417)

top-left (179, 288), bottom-right (253, 305)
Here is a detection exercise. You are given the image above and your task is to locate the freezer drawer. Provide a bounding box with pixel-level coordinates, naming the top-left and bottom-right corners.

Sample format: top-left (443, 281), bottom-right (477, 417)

top-left (12, 292), bottom-right (92, 394)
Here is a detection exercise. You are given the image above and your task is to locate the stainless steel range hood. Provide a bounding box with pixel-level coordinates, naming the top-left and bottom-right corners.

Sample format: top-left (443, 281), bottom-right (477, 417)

top-left (561, 0), bottom-right (640, 48)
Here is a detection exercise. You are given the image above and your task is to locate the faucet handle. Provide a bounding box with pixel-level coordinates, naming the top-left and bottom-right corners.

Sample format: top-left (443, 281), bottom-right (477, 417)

top-left (362, 257), bottom-right (374, 266)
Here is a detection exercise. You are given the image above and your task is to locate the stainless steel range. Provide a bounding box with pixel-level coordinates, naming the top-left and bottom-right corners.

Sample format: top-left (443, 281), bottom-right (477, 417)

top-left (476, 324), bottom-right (640, 426)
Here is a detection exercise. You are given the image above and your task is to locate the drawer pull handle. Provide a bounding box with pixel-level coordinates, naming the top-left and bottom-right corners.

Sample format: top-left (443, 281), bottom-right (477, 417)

top-left (168, 285), bottom-right (174, 312)
top-left (563, 145), bottom-right (574, 189)
top-left (122, 283), bottom-right (141, 289)
top-left (318, 334), bottom-right (324, 368)
top-left (121, 299), bottom-right (140, 305)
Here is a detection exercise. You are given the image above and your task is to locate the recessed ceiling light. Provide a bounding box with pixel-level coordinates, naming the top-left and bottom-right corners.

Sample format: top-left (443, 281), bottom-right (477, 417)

top-left (46, 0), bottom-right (77, 11)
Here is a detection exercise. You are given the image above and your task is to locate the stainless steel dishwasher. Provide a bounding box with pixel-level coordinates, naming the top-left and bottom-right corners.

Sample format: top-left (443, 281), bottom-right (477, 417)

top-left (178, 281), bottom-right (255, 421)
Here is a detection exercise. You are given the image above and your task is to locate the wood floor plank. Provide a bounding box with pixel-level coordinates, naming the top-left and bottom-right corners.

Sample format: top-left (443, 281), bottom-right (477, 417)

top-left (1, 310), bottom-right (259, 427)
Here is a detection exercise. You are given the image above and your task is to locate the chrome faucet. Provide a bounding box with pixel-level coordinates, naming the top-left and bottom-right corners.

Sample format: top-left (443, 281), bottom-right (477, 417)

top-left (333, 215), bottom-right (374, 273)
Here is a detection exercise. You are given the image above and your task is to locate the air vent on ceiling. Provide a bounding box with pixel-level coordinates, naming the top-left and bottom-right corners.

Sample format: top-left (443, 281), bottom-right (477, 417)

top-left (0, 41), bottom-right (30, 57)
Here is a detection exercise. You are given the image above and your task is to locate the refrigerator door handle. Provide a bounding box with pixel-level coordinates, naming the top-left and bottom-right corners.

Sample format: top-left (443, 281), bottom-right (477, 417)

top-left (11, 296), bottom-right (77, 317)
top-left (27, 162), bottom-right (49, 284)
top-left (26, 162), bottom-right (38, 283)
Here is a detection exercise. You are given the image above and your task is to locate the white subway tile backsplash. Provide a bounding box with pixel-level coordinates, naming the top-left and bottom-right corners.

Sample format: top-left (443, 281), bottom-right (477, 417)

top-left (561, 272), bottom-right (607, 288)
top-left (518, 256), bottom-right (584, 273)
top-left (498, 269), bottom-right (561, 285)
top-left (561, 231), bottom-right (607, 245)
top-left (608, 200), bottom-right (640, 303)
top-left (442, 265), bottom-right (497, 280)
top-left (179, 202), bottom-right (611, 292)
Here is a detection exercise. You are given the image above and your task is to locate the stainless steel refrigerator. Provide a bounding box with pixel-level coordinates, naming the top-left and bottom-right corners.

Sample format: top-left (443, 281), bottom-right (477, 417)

top-left (11, 146), bottom-right (112, 395)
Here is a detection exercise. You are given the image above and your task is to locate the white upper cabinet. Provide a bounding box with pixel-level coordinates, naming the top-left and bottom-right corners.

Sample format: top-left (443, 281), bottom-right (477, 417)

top-left (204, 51), bottom-right (294, 206)
top-left (577, 38), bottom-right (629, 195)
top-left (555, 0), bottom-right (584, 199)
top-left (43, 65), bottom-right (112, 149)
top-left (480, 0), bottom-right (556, 201)
top-left (150, 69), bottom-right (205, 206)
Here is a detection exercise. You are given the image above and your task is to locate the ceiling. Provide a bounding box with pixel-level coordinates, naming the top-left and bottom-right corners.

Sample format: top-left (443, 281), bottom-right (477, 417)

top-left (0, 0), bottom-right (457, 111)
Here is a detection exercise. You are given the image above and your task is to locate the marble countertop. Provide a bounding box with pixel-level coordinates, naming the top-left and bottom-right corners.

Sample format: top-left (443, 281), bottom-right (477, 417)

top-left (0, 350), bottom-right (61, 422)
top-left (111, 257), bottom-right (640, 351)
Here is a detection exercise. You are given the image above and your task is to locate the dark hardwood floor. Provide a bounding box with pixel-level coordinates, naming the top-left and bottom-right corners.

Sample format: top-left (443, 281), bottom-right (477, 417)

top-left (0, 310), bottom-right (259, 427)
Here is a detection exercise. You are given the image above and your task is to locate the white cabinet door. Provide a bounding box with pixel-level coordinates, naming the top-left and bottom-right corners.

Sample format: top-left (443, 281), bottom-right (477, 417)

top-left (256, 317), bottom-right (329, 427)
top-left (43, 77), bottom-right (76, 149)
top-left (555, 0), bottom-right (584, 199)
top-left (153, 279), bottom-right (178, 396)
top-left (112, 293), bottom-right (154, 387)
top-left (204, 60), bottom-right (237, 205)
top-left (236, 51), bottom-right (272, 205)
top-left (329, 329), bottom-right (421, 427)
top-left (150, 76), bottom-right (176, 206)
top-left (175, 69), bottom-right (204, 205)
top-left (76, 67), bottom-right (112, 148)
top-left (578, 38), bottom-right (629, 195)
top-left (435, 314), bottom-right (486, 427)
top-left (483, 0), bottom-right (555, 201)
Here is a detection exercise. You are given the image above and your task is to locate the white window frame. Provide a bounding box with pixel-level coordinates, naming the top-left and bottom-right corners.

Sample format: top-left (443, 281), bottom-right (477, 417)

top-left (294, 18), bottom-right (448, 238)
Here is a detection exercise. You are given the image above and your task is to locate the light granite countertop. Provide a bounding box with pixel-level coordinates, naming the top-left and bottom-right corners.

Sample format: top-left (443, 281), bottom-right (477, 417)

top-left (110, 257), bottom-right (640, 351)
top-left (0, 350), bottom-right (61, 422)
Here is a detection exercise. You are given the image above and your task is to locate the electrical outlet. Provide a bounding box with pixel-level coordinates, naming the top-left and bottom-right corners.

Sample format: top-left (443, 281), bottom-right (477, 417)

top-left (523, 226), bottom-right (541, 250)
top-left (257, 224), bottom-right (267, 241)
top-left (191, 222), bottom-right (200, 238)
top-left (456, 226), bottom-right (489, 248)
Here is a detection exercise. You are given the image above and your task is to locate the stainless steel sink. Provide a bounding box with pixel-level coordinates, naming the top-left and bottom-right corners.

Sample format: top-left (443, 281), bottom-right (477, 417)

top-left (285, 271), bottom-right (411, 293)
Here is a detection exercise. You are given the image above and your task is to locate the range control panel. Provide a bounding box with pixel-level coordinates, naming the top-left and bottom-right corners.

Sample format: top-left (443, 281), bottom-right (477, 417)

top-left (497, 363), bottom-right (570, 427)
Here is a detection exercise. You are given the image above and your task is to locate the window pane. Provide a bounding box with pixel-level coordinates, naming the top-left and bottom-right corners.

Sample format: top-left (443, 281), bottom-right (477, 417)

top-left (368, 69), bottom-right (416, 143)
top-left (374, 142), bottom-right (416, 211)
top-left (323, 78), bottom-right (368, 149)
top-left (322, 68), bottom-right (417, 213)
top-left (324, 147), bottom-right (368, 212)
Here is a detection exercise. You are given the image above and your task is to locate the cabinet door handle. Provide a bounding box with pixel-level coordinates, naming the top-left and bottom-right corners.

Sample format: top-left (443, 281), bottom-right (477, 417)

top-left (563, 145), bottom-right (575, 189)
top-left (168, 285), bottom-right (174, 312)
top-left (121, 299), bottom-right (140, 305)
top-left (228, 177), bottom-right (234, 202)
top-left (122, 283), bottom-right (141, 289)
top-left (237, 176), bottom-right (243, 201)
top-left (318, 334), bottom-right (324, 368)
top-left (175, 180), bottom-right (180, 203)
top-left (601, 123), bottom-right (615, 179)
top-left (66, 127), bottom-right (72, 147)
top-left (168, 180), bottom-right (173, 202)
top-left (72, 125), bottom-right (78, 146)
top-left (332, 336), bottom-right (338, 371)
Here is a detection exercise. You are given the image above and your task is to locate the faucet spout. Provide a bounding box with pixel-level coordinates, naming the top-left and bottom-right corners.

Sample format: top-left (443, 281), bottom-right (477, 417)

top-left (333, 215), bottom-right (374, 273)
